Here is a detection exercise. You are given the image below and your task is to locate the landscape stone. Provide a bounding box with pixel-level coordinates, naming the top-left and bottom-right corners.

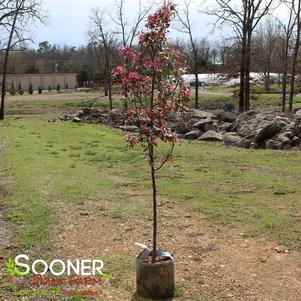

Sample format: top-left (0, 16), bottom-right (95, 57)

top-left (199, 130), bottom-right (222, 141)
top-left (184, 130), bottom-right (200, 139)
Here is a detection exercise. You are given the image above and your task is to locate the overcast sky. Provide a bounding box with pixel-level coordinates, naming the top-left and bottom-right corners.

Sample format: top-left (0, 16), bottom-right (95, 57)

top-left (32, 0), bottom-right (286, 49)
top-left (33, 0), bottom-right (216, 48)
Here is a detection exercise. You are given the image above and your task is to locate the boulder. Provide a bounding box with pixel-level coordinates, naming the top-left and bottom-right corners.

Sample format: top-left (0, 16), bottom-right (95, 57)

top-left (236, 138), bottom-right (253, 149)
top-left (175, 122), bottom-right (189, 134)
top-left (219, 122), bottom-right (233, 132)
top-left (295, 109), bottom-right (301, 117)
top-left (192, 118), bottom-right (213, 130)
top-left (266, 140), bottom-right (282, 150)
top-left (184, 130), bottom-right (200, 140)
top-left (275, 134), bottom-right (292, 150)
top-left (292, 136), bottom-right (301, 147)
top-left (71, 117), bottom-right (81, 123)
top-left (217, 111), bottom-right (237, 123)
top-left (254, 121), bottom-right (280, 145)
top-left (241, 110), bottom-right (258, 119)
top-left (189, 109), bottom-right (214, 120)
top-left (229, 119), bottom-right (241, 132)
top-left (185, 118), bottom-right (201, 131)
top-left (223, 133), bottom-right (241, 146)
top-left (199, 130), bottom-right (223, 141)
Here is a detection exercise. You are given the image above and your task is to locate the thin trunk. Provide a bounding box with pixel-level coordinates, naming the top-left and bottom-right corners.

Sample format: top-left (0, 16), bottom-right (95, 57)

top-left (149, 144), bottom-right (157, 264)
top-left (105, 51), bottom-right (112, 110)
top-left (245, 30), bottom-right (252, 112)
top-left (282, 73), bottom-right (288, 113)
top-left (0, 3), bottom-right (20, 120)
top-left (104, 83), bottom-right (108, 96)
top-left (289, 0), bottom-right (301, 112)
top-left (195, 70), bottom-right (199, 109)
top-left (239, 33), bottom-right (247, 113)
top-left (150, 64), bottom-right (157, 264)
top-left (282, 38), bottom-right (290, 112)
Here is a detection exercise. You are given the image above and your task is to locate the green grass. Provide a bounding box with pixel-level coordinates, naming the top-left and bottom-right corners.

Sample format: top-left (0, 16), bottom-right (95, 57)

top-left (1, 115), bottom-right (301, 253)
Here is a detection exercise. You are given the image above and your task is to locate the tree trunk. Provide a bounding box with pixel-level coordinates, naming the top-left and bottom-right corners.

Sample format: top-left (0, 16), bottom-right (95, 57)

top-left (245, 30), bottom-right (252, 112)
top-left (149, 144), bottom-right (157, 264)
top-left (282, 73), bottom-right (288, 113)
top-left (104, 83), bottom-right (108, 96)
top-left (282, 35), bottom-right (290, 113)
top-left (105, 51), bottom-right (113, 110)
top-left (195, 71), bottom-right (199, 109)
top-left (239, 30), bottom-right (247, 113)
top-left (108, 75), bottom-right (112, 110)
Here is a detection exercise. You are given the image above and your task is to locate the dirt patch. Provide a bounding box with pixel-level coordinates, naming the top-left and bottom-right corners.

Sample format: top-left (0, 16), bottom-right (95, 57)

top-left (52, 188), bottom-right (301, 301)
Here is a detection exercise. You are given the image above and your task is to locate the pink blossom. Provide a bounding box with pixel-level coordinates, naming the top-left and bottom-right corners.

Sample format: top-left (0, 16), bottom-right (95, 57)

top-left (144, 60), bottom-right (158, 70)
top-left (125, 134), bottom-right (140, 147)
top-left (181, 86), bottom-right (192, 98)
top-left (119, 46), bottom-right (137, 64)
top-left (128, 72), bottom-right (143, 82)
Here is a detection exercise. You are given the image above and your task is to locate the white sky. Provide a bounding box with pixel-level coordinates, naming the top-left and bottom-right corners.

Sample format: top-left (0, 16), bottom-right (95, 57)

top-left (32, 0), bottom-right (215, 48)
top-left (32, 0), bottom-right (288, 48)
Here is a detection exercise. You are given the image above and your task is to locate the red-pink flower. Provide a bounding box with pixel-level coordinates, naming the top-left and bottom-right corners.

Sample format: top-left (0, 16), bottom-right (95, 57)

top-left (128, 71), bottom-right (143, 82)
top-left (125, 134), bottom-right (140, 147)
top-left (119, 46), bottom-right (137, 65)
top-left (144, 60), bottom-right (158, 70)
top-left (180, 86), bottom-right (192, 98)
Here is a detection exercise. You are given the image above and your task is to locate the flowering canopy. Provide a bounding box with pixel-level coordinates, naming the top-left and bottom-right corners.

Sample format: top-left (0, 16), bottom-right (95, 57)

top-left (112, 2), bottom-right (191, 162)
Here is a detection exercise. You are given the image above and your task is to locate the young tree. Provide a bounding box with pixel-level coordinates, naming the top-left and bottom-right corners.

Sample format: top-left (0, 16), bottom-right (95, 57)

top-left (112, 2), bottom-right (191, 263)
top-left (206, 0), bottom-right (275, 112)
top-left (0, 0), bottom-right (44, 120)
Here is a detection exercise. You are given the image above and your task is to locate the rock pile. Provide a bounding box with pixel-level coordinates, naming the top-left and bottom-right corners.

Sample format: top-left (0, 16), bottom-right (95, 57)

top-left (51, 107), bottom-right (301, 150)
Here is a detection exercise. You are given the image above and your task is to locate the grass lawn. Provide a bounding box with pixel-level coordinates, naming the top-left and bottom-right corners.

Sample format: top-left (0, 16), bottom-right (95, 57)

top-left (1, 93), bottom-right (301, 300)
top-left (1, 115), bottom-right (301, 252)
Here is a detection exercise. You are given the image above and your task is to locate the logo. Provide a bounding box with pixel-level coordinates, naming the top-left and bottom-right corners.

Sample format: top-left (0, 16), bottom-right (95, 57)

top-left (6, 254), bottom-right (105, 277)
top-left (5, 254), bottom-right (112, 297)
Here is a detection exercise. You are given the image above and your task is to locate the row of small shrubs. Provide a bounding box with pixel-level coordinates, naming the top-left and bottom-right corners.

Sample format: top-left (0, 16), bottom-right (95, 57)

top-left (9, 83), bottom-right (69, 95)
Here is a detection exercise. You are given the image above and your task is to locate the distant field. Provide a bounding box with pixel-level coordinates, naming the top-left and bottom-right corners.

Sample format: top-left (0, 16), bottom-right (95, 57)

top-left (5, 86), bottom-right (301, 113)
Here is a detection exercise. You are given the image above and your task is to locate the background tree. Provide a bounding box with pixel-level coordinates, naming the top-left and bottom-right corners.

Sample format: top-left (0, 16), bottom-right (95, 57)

top-left (288, 0), bottom-right (301, 112)
top-left (88, 8), bottom-right (117, 110)
top-left (111, 0), bottom-right (152, 109)
top-left (0, 0), bottom-right (45, 120)
top-left (252, 19), bottom-right (280, 92)
top-left (276, 1), bottom-right (296, 112)
top-left (206, 0), bottom-right (275, 112)
top-left (176, 0), bottom-right (200, 108)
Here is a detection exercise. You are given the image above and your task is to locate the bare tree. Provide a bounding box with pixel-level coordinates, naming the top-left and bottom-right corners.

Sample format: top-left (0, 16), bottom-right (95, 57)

top-left (111, 0), bottom-right (152, 109)
top-left (206, 0), bottom-right (275, 112)
top-left (112, 0), bottom-right (152, 48)
top-left (0, 0), bottom-right (44, 120)
top-left (253, 19), bottom-right (280, 91)
top-left (88, 8), bottom-right (117, 110)
top-left (276, 1), bottom-right (296, 112)
top-left (176, 0), bottom-right (200, 108)
top-left (288, 0), bottom-right (301, 112)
